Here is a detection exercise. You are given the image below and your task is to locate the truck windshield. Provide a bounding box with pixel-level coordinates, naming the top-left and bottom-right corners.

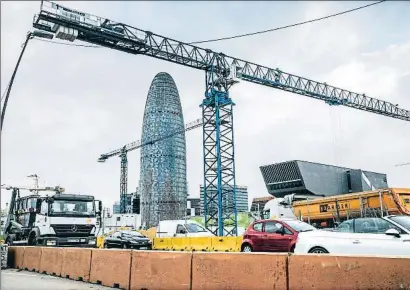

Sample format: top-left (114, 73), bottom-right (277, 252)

top-left (389, 216), bottom-right (410, 231)
top-left (186, 223), bottom-right (207, 233)
top-left (49, 200), bottom-right (94, 216)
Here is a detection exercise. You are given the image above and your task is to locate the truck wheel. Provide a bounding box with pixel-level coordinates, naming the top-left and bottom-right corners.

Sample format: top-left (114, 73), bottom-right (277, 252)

top-left (6, 236), bottom-right (14, 246)
top-left (28, 232), bottom-right (38, 246)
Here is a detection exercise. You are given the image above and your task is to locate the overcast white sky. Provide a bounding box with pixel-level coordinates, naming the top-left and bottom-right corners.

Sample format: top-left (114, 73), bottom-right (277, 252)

top-left (1, 1), bottom-right (409, 210)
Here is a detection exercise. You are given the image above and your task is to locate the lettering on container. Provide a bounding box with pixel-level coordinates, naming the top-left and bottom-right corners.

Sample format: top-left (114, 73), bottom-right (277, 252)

top-left (319, 203), bottom-right (349, 213)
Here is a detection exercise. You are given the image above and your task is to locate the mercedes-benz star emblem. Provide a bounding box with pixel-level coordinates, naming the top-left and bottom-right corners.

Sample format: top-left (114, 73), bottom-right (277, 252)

top-left (71, 225), bottom-right (77, 232)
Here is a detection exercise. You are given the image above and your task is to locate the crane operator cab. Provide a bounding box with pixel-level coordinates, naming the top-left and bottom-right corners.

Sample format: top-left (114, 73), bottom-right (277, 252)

top-left (5, 192), bottom-right (102, 248)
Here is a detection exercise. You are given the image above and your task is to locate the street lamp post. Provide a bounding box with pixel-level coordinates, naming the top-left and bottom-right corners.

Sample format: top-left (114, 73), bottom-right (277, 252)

top-left (1, 30), bottom-right (53, 132)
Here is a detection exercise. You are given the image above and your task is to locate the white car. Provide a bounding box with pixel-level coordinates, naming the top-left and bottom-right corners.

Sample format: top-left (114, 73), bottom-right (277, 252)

top-left (294, 216), bottom-right (410, 256)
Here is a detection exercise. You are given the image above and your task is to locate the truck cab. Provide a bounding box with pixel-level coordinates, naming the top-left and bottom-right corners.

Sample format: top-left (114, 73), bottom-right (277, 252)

top-left (5, 192), bottom-right (102, 247)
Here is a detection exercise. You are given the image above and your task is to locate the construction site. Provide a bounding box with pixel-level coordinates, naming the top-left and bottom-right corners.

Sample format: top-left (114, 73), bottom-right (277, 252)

top-left (1, 1), bottom-right (409, 289)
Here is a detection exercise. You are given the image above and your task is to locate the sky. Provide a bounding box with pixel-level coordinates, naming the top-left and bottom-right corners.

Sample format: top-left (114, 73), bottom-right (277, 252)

top-left (1, 1), bottom-right (409, 210)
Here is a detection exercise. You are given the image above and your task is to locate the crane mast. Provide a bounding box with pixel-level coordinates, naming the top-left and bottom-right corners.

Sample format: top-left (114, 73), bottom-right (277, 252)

top-left (33, 0), bottom-right (410, 236)
top-left (98, 118), bottom-right (202, 214)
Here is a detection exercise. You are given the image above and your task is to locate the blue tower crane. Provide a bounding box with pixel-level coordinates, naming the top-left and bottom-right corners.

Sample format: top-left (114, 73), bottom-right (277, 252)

top-left (32, 1), bottom-right (410, 236)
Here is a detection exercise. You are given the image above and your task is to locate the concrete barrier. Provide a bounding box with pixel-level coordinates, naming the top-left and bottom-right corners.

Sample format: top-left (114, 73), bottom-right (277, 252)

top-left (8, 247), bottom-right (25, 269)
top-left (130, 251), bottom-right (191, 290)
top-left (96, 236), bottom-right (104, 249)
top-left (39, 247), bottom-right (64, 276)
top-left (171, 237), bottom-right (190, 251)
top-left (288, 254), bottom-right (410, 290)
top-left (188, 237), bottom-right (212, 252)
top-left (7, 247), bottom-right (410, 290)
top-left (61, 248), bottom-right (92, 282)
top-left (153, 237), bottom-right (242, 252)
top-left (153, 237), bottom-right (173, 251)
top-left (192, 252), bottom-right (288, 290)
top-left (210, 236), bottom-right (241, 252)
top-left (22, 246), bottom-right (42, 272)
top-left (90, 249), bottom-right (131, 289)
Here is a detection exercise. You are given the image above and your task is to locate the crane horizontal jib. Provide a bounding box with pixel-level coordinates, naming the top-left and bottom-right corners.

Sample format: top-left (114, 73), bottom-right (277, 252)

top-left (33, 0), bottom-right (410, 122)
top-left (98, 118), bottom-right (203, 161)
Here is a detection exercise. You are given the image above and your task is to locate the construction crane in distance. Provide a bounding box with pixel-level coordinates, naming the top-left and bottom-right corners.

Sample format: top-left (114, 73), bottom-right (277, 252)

top-left (395, 162), bottom-right (410, 167)
top-left (33, 1), bottom-right (410, 236)
top-left (98, 118), bottom-right (203, 214)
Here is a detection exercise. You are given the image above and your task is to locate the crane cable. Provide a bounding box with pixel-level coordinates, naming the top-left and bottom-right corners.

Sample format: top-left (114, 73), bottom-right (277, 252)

top-left (32, 0), bottom-right (386, 48)
top-left (189, 0), bottom-right (386, 44)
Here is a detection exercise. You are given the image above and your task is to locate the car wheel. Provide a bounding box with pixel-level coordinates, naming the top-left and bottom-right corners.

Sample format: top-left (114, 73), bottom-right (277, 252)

top-left (308, 247), bottom-right (329, 254)
top-left (242, 244), bottom-right (253, 252)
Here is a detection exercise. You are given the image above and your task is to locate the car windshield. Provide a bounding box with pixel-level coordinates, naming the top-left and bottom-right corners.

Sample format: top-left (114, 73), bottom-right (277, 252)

top-left (389, 216), bottom-right (410, 231)
top-left (50, 200), bottom-right (94, 216)
top-left (186, 223), bottom-right (207, 233)
top-left (122, 231), bottom-right (145, 238)
top-left (284, 220), bottom-right (316, 232)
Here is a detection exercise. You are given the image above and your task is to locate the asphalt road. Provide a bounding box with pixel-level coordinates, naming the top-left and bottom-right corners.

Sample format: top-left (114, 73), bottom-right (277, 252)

top-left (1, 269), bottom-right (112, 290)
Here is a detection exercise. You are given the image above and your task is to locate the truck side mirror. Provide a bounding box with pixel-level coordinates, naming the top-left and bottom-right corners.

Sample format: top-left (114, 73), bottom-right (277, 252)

top-left (98, 201), bottom-right (102, 212)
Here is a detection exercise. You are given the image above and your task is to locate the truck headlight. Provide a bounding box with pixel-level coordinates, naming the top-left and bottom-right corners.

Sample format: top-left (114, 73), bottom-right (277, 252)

top-left (46, 240), bottom-right (56, 246)
top-left (88, 239), bottom-right (96, 245)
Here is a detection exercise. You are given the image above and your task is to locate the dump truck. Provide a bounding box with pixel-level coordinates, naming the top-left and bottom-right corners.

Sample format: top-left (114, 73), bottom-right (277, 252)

top-left (263, 188), bottom-right (410, 228)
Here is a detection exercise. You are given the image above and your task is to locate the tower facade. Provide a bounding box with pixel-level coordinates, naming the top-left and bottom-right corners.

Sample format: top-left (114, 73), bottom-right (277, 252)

top-left (139, 72), bottom-right (188, 229)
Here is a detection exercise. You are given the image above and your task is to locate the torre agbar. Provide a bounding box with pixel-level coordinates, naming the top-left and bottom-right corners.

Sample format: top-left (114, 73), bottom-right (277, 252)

top-left (139, 72), bottom-right (188, 229)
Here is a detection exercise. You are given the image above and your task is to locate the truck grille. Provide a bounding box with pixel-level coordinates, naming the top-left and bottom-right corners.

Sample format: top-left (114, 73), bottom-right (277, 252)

top-left (51, 224), bottom-right (93, 237)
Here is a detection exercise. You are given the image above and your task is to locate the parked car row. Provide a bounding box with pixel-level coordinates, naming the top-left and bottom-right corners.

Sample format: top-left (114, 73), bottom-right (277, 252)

top-left (241, 215), bottom-right (410, 256)
top-left (103, 215), bottom-right (410, 256)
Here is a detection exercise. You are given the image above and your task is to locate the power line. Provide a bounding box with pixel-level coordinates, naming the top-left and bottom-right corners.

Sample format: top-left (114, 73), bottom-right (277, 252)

top-left (189, 0), bottom-right (386, 45)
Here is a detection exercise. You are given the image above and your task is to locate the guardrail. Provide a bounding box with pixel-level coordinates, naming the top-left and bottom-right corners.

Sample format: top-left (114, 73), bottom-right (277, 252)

top-left (7, 246), bottom-right (410, 290)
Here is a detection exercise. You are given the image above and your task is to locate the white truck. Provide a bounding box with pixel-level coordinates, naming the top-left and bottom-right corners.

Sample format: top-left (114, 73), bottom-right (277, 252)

top-left (2, 185), bottom-right (102, 247)
top-left (156, 220), bottom-right (214, 238)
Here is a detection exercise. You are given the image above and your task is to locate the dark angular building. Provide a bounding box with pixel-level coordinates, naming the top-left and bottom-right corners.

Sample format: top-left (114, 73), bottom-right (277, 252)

top-left (139, 72), bottom-right (188, 229)
top-left (260, 160), bottom-right (388, 198)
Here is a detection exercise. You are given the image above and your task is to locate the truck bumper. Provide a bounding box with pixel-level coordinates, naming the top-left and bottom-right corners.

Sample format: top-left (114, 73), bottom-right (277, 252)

top-left (42, 236), bottom-right (97, 248)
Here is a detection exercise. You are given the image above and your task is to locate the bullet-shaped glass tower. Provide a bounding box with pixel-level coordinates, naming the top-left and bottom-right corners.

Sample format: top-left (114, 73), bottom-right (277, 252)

top-left (139, 72), bottom-right (188, 229)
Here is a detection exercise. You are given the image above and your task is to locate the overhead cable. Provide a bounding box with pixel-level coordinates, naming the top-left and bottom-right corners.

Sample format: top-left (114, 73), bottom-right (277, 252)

top-left (188, 0), bottom-right (386, 44)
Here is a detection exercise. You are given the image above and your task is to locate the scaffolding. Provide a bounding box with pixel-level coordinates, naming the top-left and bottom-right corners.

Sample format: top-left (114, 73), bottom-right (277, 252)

top-left (139, 72), bottom-right (188, 229)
